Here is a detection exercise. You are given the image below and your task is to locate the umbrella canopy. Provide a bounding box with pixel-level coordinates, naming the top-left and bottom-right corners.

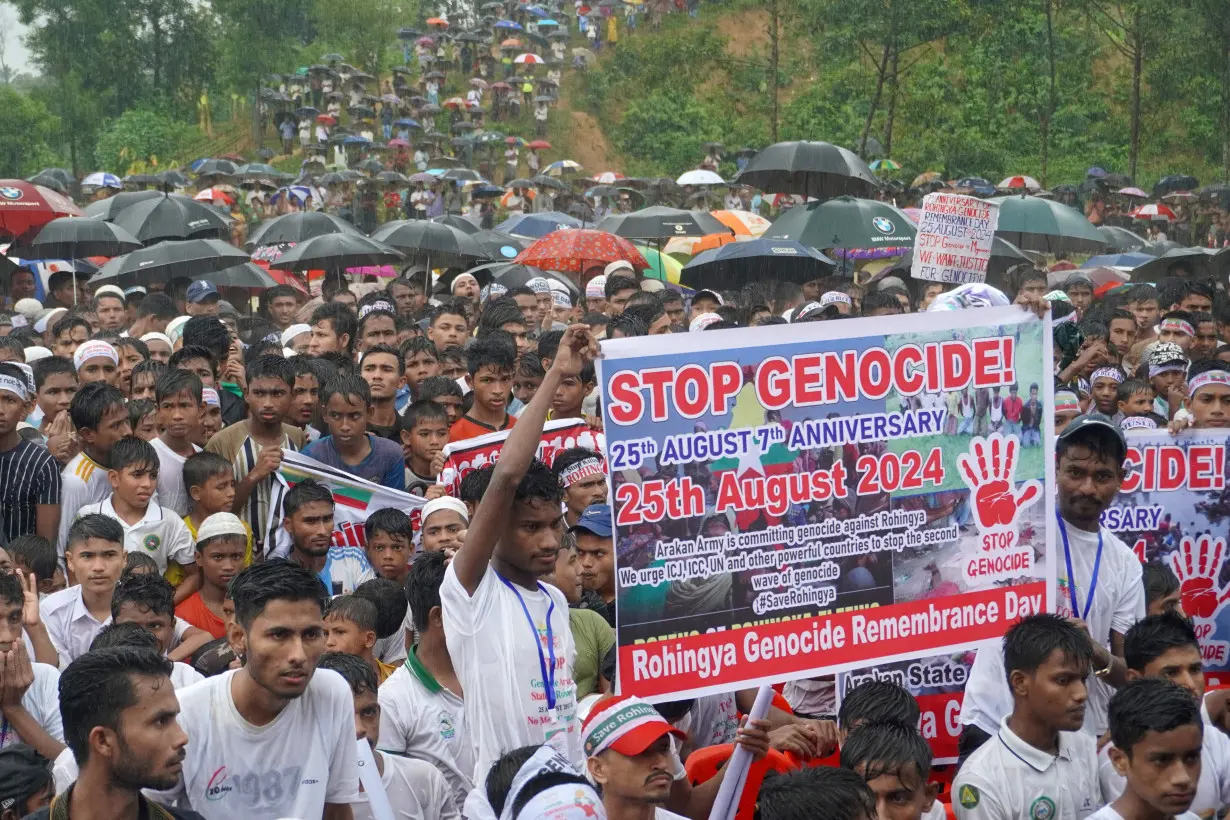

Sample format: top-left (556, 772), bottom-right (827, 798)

top-left (1128, 203), bottom-right (1178, 220)
top-left (530, 175), bottom-right (570, 191)
top-left (28, 168), bottom-right (74, 188)
top-left (155, 170), bottom-right (190, 189)
top-left (246, 211), bottom-right (362, 249)
top-left (764, 196), bottom-right (916, 250)
top-left (123, 173), bottom-right (159, 187)
top-left (681, 238), bottom-right (835, 289)
top-left (733, 141), bottom-right (879, 200)
top-left (994, 195), bottom-right (1105, 253)
top-left (997, 175), bottom-right (1041, 191)
top-left (676, 169), bottom-right (725, 186)
top-left (0, 181), bottom-right (83, 239)
top-left (91, 239), bottom-right (250, 286)
top-left (109, 193), bottom-right (232, 244)
top-left (868, 159), bottom-right (901, 172)
top-left (431, 214), bottom-right (482, 234)
top-left (515, 228), bottom-right (648, 273)
top-left (1097, 225), bottom-right (1149, 252)
top-left (81, 190), bottom-right (164, 219)
top-left (82, 172), bottom-right (123, 190)
top-left (268, 233), bottom-right (404, 272)
top-left (15, 217), bottom-right (142, 259)
top-left (1129, 247), bottom-right (1222, 283)
top-left (544, 159), bottom-right (583, 177)
top-left (369, 220), bottom-right (487, 267)
top-left (1082, 252), bottom-right (1155, 269)
top-left (497, 211), bottom-right (585, 237)
top-left (471, 229), bottom-right (529, 261)
top-left (514, 53), bottom-right (544, 64)
top-left (1153, 175), bottom-right (1199, 198)
top-left (528, 140), bottom-right (552, 150)
top-left (709, 210), bottom-right (772, 237)
top-left (468, 261), bottom-right (579, 295)
top-left (210, 262), bottom-right (282, 289)
top-left (1047, 266), bottom-right (1129, 293)
top-left (194, 159), bottom-right (238, 178)
top-left (597, 206), bottom-right (732, 241)
top-left (1116, 187), bottom-right (1148, 198)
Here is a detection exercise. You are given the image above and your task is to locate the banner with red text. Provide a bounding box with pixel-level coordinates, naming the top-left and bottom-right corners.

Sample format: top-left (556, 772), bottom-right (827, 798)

top-left (437, 418), bottom-right (604, 496)
top-left (1103, 429), bottom-right (1230, 680)
top-left (598, 306), bottom-right (1055, 701)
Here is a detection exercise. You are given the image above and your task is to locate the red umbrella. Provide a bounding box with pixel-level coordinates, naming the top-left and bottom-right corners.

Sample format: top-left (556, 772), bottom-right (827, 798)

top-left (515, 229), bottom-right (649, 274)
top-left (528, 140), bottom-right (552, 150)
top-left (251, 259), bottom-right (308, 293)
top-left (0, 181), bottom-right (82, 239)
top-left (1129, 203), bottom-right (1178, 220)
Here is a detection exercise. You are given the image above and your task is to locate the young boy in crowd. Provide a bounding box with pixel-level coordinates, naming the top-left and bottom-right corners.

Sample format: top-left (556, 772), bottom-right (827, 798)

top-left (361, 344), bottom-right (405, 442)
top-left (109, 573), bottom-right (205, 689)
top-left (1090, 367), bottom-right (1126, 417)
top-left (838, 679), bottom-right (921, 737)
top-left (7, 534), bottom-right (65, 596)
top-left (316, 651), bottom-right (457, 820)
top-left (449, 335), bottom-right (516, 442)
top-left (552, 448), bottom-right (607, 528)
top-left (399, 337), bottom-right (441, 410)
top-left (151, 369), bottom-right (204, 515)
top-left (1126, 284), bottom-right (1161, 341)
top-left (1146, 343), bottom-right (1190, 421)
top-left (127, 400), bottom-right (158, 441)
top-left (1157, 312), bottom-right (1195, 352)
top-left (401, 400), bottom-right (450, 494)
top-left (58, 383), bottom-right (132, 555)
top-left (363, 507), bottom-right (413, 586)
top-left (549, 360), bottom-right (595, 422)
top-left (41, 514), bottom-right (127, 665)
top-left (182, 451), bottom-right (254, 563)
top-left (426, 302), bottom-right (469, 351)
top-left (30, 355), bottom-right (77, 450)
top-left (1099, 613), bottom-right (1228, 818)
top-left (511, 353), bottom-right (544, 414)
top-left (954, 614), bottom-right (1100, 820)
top-left (127, 359), bottom-right (165, 403)
top-left (168, 345), bottom-right (218, 388)
top-left (308, 301), bottom-right (357, 356)
top-left (1117, 379), bottom-right (1158, 428)
top-left (303, 373), bottom-right (405, 490)
top-left (195, 387), bottom-right (223, 446)
top-left (323, 594), bottom-right (396, 683)
top-left (1093, 678), bottom-right (1203, 820)
top-left (418, 376), bottom-right (465, 425)
top-left (175, 512), bottom-right (248, 639)
top-left (1181, 359), bottom-right (1230, 429)
top-left (419, 496), bottom-right (468, 557)
top-left (437, 347), bottom-right (467, 382)
top-left (841, 721), bottom-right (940, 820)
top-left (77, 436), bottom-right (198, 603)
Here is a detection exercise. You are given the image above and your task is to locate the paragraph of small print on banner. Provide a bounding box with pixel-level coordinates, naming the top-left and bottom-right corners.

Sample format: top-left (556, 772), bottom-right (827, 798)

top-left (1102, 429), bottom-right (1230, 682)
top-left (597, 306), bottom-right (1056, 701)
top-left (910, 193), bottom-right (1000, 285)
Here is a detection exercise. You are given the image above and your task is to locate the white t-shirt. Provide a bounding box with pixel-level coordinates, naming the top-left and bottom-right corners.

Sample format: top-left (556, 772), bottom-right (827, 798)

top-left (440, 562), bottom-right (581, 781)
top-left (151, 437), bottom-right (202, 516)
top-left (353, 752), bottom-right (460, 820)
top-left (0, 662), bottom-right (61, 750)
top-left (57, 453), bottom-right (113, 556)
top-left (171, 661), bottom-right (205, 689)
top-left (151, 668), bottom-right (360, 820)
top-left (1084, 807), bottom-right (1198, 820)
top-left (676, 692), bottom-right (739, 748)
top-left (377, 656), bottom-right (473, 809)
top-left (77, 496), bottom-right (196, 574)
top-left (961, 521), bottom-right (1144, 736)
top-left (953, 718), bottom-right (1102, 820)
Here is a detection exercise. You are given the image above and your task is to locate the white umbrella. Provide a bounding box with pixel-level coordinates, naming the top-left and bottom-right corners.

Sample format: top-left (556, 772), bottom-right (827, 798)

top-left (677, 169), bottom-right (725, 186)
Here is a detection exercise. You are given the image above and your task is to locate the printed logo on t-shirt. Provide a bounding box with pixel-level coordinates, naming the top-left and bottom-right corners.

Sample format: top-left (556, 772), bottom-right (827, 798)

top-left (957, 785), bottom-right (980, 809)
top-left (202, 765), bottom-right (303, 807)
top-left (438, 711), bottom-right (456, 740)
top-left (1029, 796), bottom-right (1056, 820)
top-left (206, 767), bottom-right (233, 801)
top-left (144, 533), bottom-right (162, 552)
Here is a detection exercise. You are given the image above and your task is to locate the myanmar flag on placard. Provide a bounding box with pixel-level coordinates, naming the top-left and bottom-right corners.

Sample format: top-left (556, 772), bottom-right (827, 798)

top-left (708, 383), bottom-right (797, 528)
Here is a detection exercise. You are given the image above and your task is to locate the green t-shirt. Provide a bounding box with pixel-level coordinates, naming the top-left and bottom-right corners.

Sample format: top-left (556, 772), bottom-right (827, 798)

top-left (569, 606), bottom-right (615, 699)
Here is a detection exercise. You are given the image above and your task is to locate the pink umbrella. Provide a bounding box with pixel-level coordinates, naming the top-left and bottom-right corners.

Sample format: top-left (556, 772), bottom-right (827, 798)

top-left (388, 138), bottom-right (410, 148)
top-left (1129, 203), bottom-right (1178, 220)
top-left (346, 265), bottom-right (398, 278)
top-left (1116, 187), bottom-right (1148, 198)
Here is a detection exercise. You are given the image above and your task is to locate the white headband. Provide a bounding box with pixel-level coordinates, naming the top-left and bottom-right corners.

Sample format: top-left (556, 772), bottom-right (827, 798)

top-left (140, 332), bottom-right (173, 349)
top-left (1090, 367), bottom-right (1125, 384)
top-left (559, 457), bottom-right (603, 488)
top-left (1121, 415), bottom-right (1158, 431)
top-left (551, 290), bottom-right (572, 309)
top-left (73, 340), bottom-right (119, 371)
top-left (1189, 370), bottom-right (1230, 396)
top-left (358, 301), bottom-right (395, 320)
top-left (281, 324), bottom-right (311, 347)
top-left (421, 495), bottom-right (469, 526)
top-left (1148, 363), bottom-right (1187, 379)
top-left (0, 374), bottom-right (28, 400)
top-left (585, 275), bottom-right (607, 299)
top-left (689, 313), bottom-right (721, 332)
top-left (820, 291), bottom-right (852, 307)
top-left (201, 387), bottom-right (221, 407)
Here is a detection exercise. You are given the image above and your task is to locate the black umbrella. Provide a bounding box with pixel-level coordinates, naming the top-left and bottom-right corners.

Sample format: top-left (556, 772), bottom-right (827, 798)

top-left (596, 206), bottom-right (731, 240)
top-left (90, 239), bottom-right (250, 286)
top-left (377, 171), bottom-right (409, 185)
top-left (1153, 175), bottom-right (1199, 198)
top-left (682, 238), bottom-right (834, 289)
top-left (209, 262), bottom-right (282, 288)
top-left (432, 214), bottom-right (482, 234)
top-left (443, 169), bottom-right (483, 182)
top-left (246, 211), bottom-right (362, 249)
top-left (16, 217), bottom-right (143, 259)
top-left (25, 172), bottom-right (67, 192)
top-left (733, 140), bottom-right (879, 199)
top-left (122, 173), bottom-right (159, 187)
top-left (370, 220), bottom-right (488, 268)
top-left (81, 190), bottom-right (164, 219)
top-left (237, 163), bottom-right (286, 181)
top-left (531, 175), bottom-right (569, 191)
top-left (29, 168), bottom-right (74, 188)
top-left (357, 158), bottom-right (385, 174)
top-left (194, 159), bottom-right (238, 178)
top-left (427, 156), bottom-right (467, 169)
top-left (482, 262), bottom-right (578, 295)
top-left (267, 233), bottom-right (404, 272)
top-left (471, 229), bottom-right (528, 261)
top-left (318, 172), bottom-right (350, 186)
top-left (109, 193), bottom-right (233, 244)
top-left (1097, 225), bottom-right (1149, 252)
top-left (296, 106), bottom-right (320, 119)
top-left (1129, 247), bottom-right (1222, 283)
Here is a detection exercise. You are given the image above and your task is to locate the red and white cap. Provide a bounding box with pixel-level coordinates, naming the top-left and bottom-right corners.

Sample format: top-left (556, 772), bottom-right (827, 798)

top-left (581, 695), bottom-right (686, 758)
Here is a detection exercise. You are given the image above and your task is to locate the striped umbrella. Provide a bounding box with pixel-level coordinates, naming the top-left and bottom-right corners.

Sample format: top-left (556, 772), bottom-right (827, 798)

top-left (82, 172), bottom-right (123, 190)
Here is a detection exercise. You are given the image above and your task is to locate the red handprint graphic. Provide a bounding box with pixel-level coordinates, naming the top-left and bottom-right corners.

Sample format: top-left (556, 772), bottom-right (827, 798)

top-left (1169, 535), bottom-right (1230, 619)
top-left (957, 433), bottom-right (1042, 533)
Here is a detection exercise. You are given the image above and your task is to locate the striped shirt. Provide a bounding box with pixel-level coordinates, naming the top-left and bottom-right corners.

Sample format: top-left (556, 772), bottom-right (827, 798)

top-left (56, 452), bottom-right (111, 556)
top-left (0, 439), bottom-right (60, 545)
top-left (205, 422), bottom-right (305, 557)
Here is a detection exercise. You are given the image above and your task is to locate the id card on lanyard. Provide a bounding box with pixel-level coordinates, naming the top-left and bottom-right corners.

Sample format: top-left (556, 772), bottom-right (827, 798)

top-left (1056, 513), bottom-right (1103, 620)
top-left (496, 573), bottom-right (566, 747)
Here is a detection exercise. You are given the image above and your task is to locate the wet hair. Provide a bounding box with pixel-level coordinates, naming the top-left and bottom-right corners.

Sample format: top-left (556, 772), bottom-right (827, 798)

top-left (109, 436), bottom-right (158, 475)
top-left (59, 647), bottom-right (174, 765)
top-left (169, 345), bottom-right (217, 375)
top-left (401, 336), bottom-right (439, 362)
top-left (1124, 283), bottom-right (1160, 305)
top-left (365, 507), bottom-right (412, 543)
top-left (246, 353), bottom-right (295, 388)
top-left (840, 720), bottom-right (932, 786)
top-left (117, 337), bottom-right (149, 362)
top-left (1108, 677), bottom-right (1201, 758)
top-left (317, 650), bottom-right (379, 697)
top-left (122, 551), bottom-right (159, 579)
top-left (321, 372), bottom-right (371, 408)
top-left (127, 399), bottom-right (156, 429)
top-left (607, 313), bottom-right (648, 338)
top-left (360, 344), bottom-right (404, 375)
top-left (0, 338), bottom-right (28, 364)
top-left (605, 275), bottom-right (638, 301)
top-left (0, 571), bottom-right (23, 609)
top-left (516, 353), bottom-right (545, 379)
top-left (514, 460), bottom-right (565, 507)
top-left (310, 302), bottom-right (358, 353)
top-left (66, 513), bottom-right (124, 553)
top-left (429, 299), bottom-right (467, 325)
top-left (1159, 278), bottom-right (1215, 309)
top-left (6, 534), bottom-right (56, 580)
top-left (353, 578), bottom-right (408, 640)
top-left (155, 368), bottom-right (203, 405)
top-left (182, 451), bottom-right (232, 492)
top-left (130, 359), bottom-right (167, 388)
top-left (228, 559), bottom-right (327, 630)
top-left (460, 464), bottom-right (494, 504)
top-left (357, 307), bottom-right (397, 340)
top-left (1117, 378), bottom-right (1153, 403)
top-left (182, 317), bottom-right (231, 363)
top-left (110, 573), bottom-right (176, 620)
top-left (1142, 561), bottom-right (1181, 609)
top-left (552, 447), bottom-right (602, 482)
top-left (537, 330), bottom-right (564, 363)
top-left (31, 355), bottom-right (76, 391)
top-left (1123, 612), bottom-right (1200, 672)
top-left (1002, 613), bottom-right (1094, 681)
top-left (838, 680), bottom-right (920, 730)
top-left (403, 398), bottom-right (449, 430)
top-left (282, 477), bottom-right (334, 518)
top-left (624, 299), bottom-right (665, 328)
top-left (406, 550), bottom-right (448, 632)
top-left (861, 290), bottom-right (903, 316)
top-left (90, 621), bottom-right (159, 652)
top-left (51, 315), bottom-right (90, 341)
top-left (757, 766), bottom-right (876, 820)
top-left (1189, 357), bottom-right (1228, 382)
top-left (137, 292), bottom-right (177, 320)
top-left (481, 300), bottom-right (528, 333)
top-left (466, 334), bottom-right (516, 376)
top-left (324, 594), bottom-right (379, 633)
top-left (69, 382), bottom-right (126, 431)
top-left (418, 375), bottom-right (464, 403)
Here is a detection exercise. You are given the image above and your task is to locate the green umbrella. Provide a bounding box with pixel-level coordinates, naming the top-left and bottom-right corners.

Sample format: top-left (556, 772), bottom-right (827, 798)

top-left (994, 194), bottom-right (1106, 254)
top-left (763, 196), bottom-right (916, 250)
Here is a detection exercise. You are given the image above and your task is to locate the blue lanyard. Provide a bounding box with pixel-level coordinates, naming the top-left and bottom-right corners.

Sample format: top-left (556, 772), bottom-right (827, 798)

top-left (497, 573), bottom-right (557, 712)
top-left (1056, 513), bottom-right (1103, 620)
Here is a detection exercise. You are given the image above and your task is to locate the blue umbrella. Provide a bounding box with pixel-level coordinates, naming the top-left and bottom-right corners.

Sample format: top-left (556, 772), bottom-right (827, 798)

top-left (538, 19), bottom-right (560, 25)
top-left (1082, 252), bottom-right (1154, 269)
top-left (495, 19), bottom-right (523, 29)
top-left (1086, 166), bottom-right (1108, 179)
top-left (82, 172), bottom-right (123, 190)
top-left (681, 238), bottom-right (835, 289)
top-left (394, 118), bottom-right (420, 128)
top-left (525, 5), bottom-right (550, 15)
top-left (270, 186), bottom-right (316, 206)
top-left (343, 135), bottom-right (372, 145)
top-left (497, 210), bottom-right (584, 237)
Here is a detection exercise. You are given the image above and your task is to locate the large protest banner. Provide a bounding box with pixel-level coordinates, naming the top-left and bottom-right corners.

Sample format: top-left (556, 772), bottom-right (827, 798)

top-left (436, 419), bottom-right (604, 495)
top-left (598, 306), bottom-right (1055, 701)
top-left (1102, 429), bottom-right (1230, 679)
top-left (910, 193), bottom-right (1000, 285)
